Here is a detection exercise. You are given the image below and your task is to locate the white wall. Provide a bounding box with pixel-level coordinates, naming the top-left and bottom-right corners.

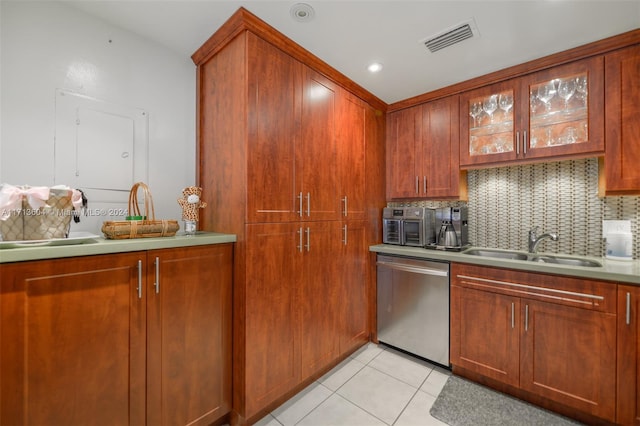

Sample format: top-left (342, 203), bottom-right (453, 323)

top-left (1, 1), bottom-right (196, 234)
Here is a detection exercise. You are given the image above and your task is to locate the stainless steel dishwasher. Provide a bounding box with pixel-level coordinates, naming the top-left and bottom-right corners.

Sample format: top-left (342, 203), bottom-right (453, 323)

top-left (376, 254), bottom-right (450, 367)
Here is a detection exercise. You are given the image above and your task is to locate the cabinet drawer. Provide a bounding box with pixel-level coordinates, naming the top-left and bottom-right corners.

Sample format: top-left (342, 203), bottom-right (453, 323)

top-left (451, 263), bottom-right (616, 314)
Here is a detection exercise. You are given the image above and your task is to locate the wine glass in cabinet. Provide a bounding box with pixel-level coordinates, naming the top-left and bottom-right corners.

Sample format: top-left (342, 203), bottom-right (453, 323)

top-left (460, 55), bottom-right (604, 168)
top-left (523, 56), bottom-right (604, 160)
top-left (460, 81), bottom-right (518, 166)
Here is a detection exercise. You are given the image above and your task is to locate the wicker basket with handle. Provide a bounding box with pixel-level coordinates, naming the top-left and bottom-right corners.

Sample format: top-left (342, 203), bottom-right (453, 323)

top-left (0, 185), bottom-right (80, 241)
top-left (101, 182), bottom-right (179, 239)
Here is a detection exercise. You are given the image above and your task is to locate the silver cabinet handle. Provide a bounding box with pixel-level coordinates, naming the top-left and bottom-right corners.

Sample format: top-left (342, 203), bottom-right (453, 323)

top-left (342, 196), bottom-right (348, 217)
top-left (376, 261), bottom-right (449, 277)
top-left (525, 304), bottom-right (529, 331)
top-left (297, 192), bottom-right (303, 217)
top-left (342, 225), bottom-right (348, 245)
top-left (306, 192), bottom-right (310, 217)
top-left (511, 302), bottom-right (515, 329)
top-left (456, 275), bottom-right (604, 302)
top-left (415, 176), bottom-right (419, 194)
top-left (297, 227), bottom-right (303, 252)
top-left (154, 256), bottom-right (160, 294)
top-left (423, 176), bottom-right (427, 194)
top-left (137, 260), bottom-right (143, 299)
top-left (305, 227), bottom-right (310, 252)
top-left (523, 130), bottom-right (528, 155)
top-left (516, 131), bottom-right (520, 155)
top-left (627, 292), bottom-right (632, 325)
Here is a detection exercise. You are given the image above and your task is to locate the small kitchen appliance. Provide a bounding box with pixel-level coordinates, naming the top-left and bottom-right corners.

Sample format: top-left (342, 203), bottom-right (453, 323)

top-left (426, 206), bottom-right (469, 251)
top-left (402, 207), bottom-right (436, 247)
top-left (382, 207), bottom-right (436, 247)
top-left (382, 207), bottom-right (404, 245)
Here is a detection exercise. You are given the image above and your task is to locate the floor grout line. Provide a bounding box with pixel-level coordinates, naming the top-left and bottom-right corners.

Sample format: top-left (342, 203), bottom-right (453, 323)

top-left (259, 343), bottom-right (447, 426)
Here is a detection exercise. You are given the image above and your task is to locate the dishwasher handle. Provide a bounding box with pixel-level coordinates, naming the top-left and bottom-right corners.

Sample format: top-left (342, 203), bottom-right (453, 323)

top-left (376, 260), bottom-right (449, 277)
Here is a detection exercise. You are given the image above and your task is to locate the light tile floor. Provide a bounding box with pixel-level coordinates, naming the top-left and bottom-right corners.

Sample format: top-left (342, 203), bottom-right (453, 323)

top-left (254, 343), bottom-right (451, 426)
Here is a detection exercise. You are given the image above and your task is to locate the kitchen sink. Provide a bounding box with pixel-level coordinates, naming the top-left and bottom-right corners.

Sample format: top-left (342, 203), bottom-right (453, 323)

top-left (462, 248), bottom-right (602, 267)
top-left (463, 248), bottom-right (529, 260)
top-left (528, 255), bottom-right (602, 267)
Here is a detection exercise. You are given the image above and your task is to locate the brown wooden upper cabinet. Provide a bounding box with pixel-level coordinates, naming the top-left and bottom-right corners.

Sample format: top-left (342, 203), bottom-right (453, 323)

top-left (336, 89), bottom-right (368, 220)
top-left (387, 95), bottom-right (463, 200)
top-left (460, 56), bottom-right (604, 168)
top-left (246, 32), bottom-right (373, 222)
top-left (246, 34), bottom-right (341, 223)
top-left (603, 44), bottom-right (640, 195)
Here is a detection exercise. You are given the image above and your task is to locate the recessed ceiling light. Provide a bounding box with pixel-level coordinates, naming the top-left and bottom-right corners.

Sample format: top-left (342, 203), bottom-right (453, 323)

top-left (290, 3), bottom-right (315, 22)
top-left (367, 62), bottom-right (383, 73)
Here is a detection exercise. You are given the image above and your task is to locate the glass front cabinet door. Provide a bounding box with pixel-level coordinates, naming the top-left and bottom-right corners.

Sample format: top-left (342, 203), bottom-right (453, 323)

top-left (460, 56), bottom-right (604, 167)
top-left (461, 81), bottom-right (518, 166)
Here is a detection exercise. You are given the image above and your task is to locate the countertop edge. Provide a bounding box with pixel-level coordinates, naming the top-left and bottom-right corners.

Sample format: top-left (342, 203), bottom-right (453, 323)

top-left (370, 244), bottom-right (640, 285)
top-left (0, 232), bottom-right (237, 263)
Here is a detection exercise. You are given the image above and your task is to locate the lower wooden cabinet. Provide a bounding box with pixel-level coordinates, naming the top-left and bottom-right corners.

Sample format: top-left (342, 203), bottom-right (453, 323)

top-left (1, 252), bottom-right (146, 426)
top-left (618, 284), bottom-right (640, 425)
top-left (451, 263), bottom-right (617, 423)
top-left (300, 222), bottom-right (342, 378)
top-left (519, 298), bottom-right (616, 418)
top-left (338, 220), bottom-right (369, 353)
top-left (243, 223), bottom-right (302, 418)
top-left (240, 221), bottom-right (369, 422)
top-left (451, 286), bottom-right (520, 387)
top-left (146, 245), bottom-right (232, 426)
top-left (301, 220), bottom-right (370, 376)
top-left (0, 244), bottom-right (232, 426)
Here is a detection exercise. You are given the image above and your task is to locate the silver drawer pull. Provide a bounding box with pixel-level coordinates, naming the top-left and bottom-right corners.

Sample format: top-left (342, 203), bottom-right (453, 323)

top-left (297, 227), bottom-right (303, 252)
top-left (154, 256), bottom-right (160, 294)
top-left (305, 227), bottom-right (310, 252)
top-left (456, 275), bottom-right (604, 302)
top-left (137, 260), bottom-right (143, 299)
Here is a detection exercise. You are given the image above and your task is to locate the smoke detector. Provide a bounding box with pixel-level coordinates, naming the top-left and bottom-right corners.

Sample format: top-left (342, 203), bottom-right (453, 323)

top-left (420, 18), bottom-right (480, 53)
top-left (290, 3), bottom-right (315, 22)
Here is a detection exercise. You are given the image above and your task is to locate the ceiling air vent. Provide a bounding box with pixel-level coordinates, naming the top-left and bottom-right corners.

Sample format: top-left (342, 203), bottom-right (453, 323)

top-left (421, 19), bottom-right (479, 53)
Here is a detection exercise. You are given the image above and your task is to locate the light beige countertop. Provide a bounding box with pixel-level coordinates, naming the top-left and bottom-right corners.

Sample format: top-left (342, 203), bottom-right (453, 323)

top-left (370, 244), bottom-right (640, 285)
top-left (0, 232), bottom-right (236, 264)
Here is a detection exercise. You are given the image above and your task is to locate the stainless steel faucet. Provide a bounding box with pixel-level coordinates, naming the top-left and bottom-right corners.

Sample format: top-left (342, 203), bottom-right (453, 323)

top-left (528, 226), bottom-right (558, 253)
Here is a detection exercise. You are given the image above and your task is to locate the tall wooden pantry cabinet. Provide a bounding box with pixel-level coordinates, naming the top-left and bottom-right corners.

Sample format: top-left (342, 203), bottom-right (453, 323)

top-left (191, 8), bottom-right (386, 425)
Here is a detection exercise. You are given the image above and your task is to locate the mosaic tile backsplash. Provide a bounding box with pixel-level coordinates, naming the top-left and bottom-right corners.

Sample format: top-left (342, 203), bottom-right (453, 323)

top-left (390, 158), bottom-right (640, 259)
